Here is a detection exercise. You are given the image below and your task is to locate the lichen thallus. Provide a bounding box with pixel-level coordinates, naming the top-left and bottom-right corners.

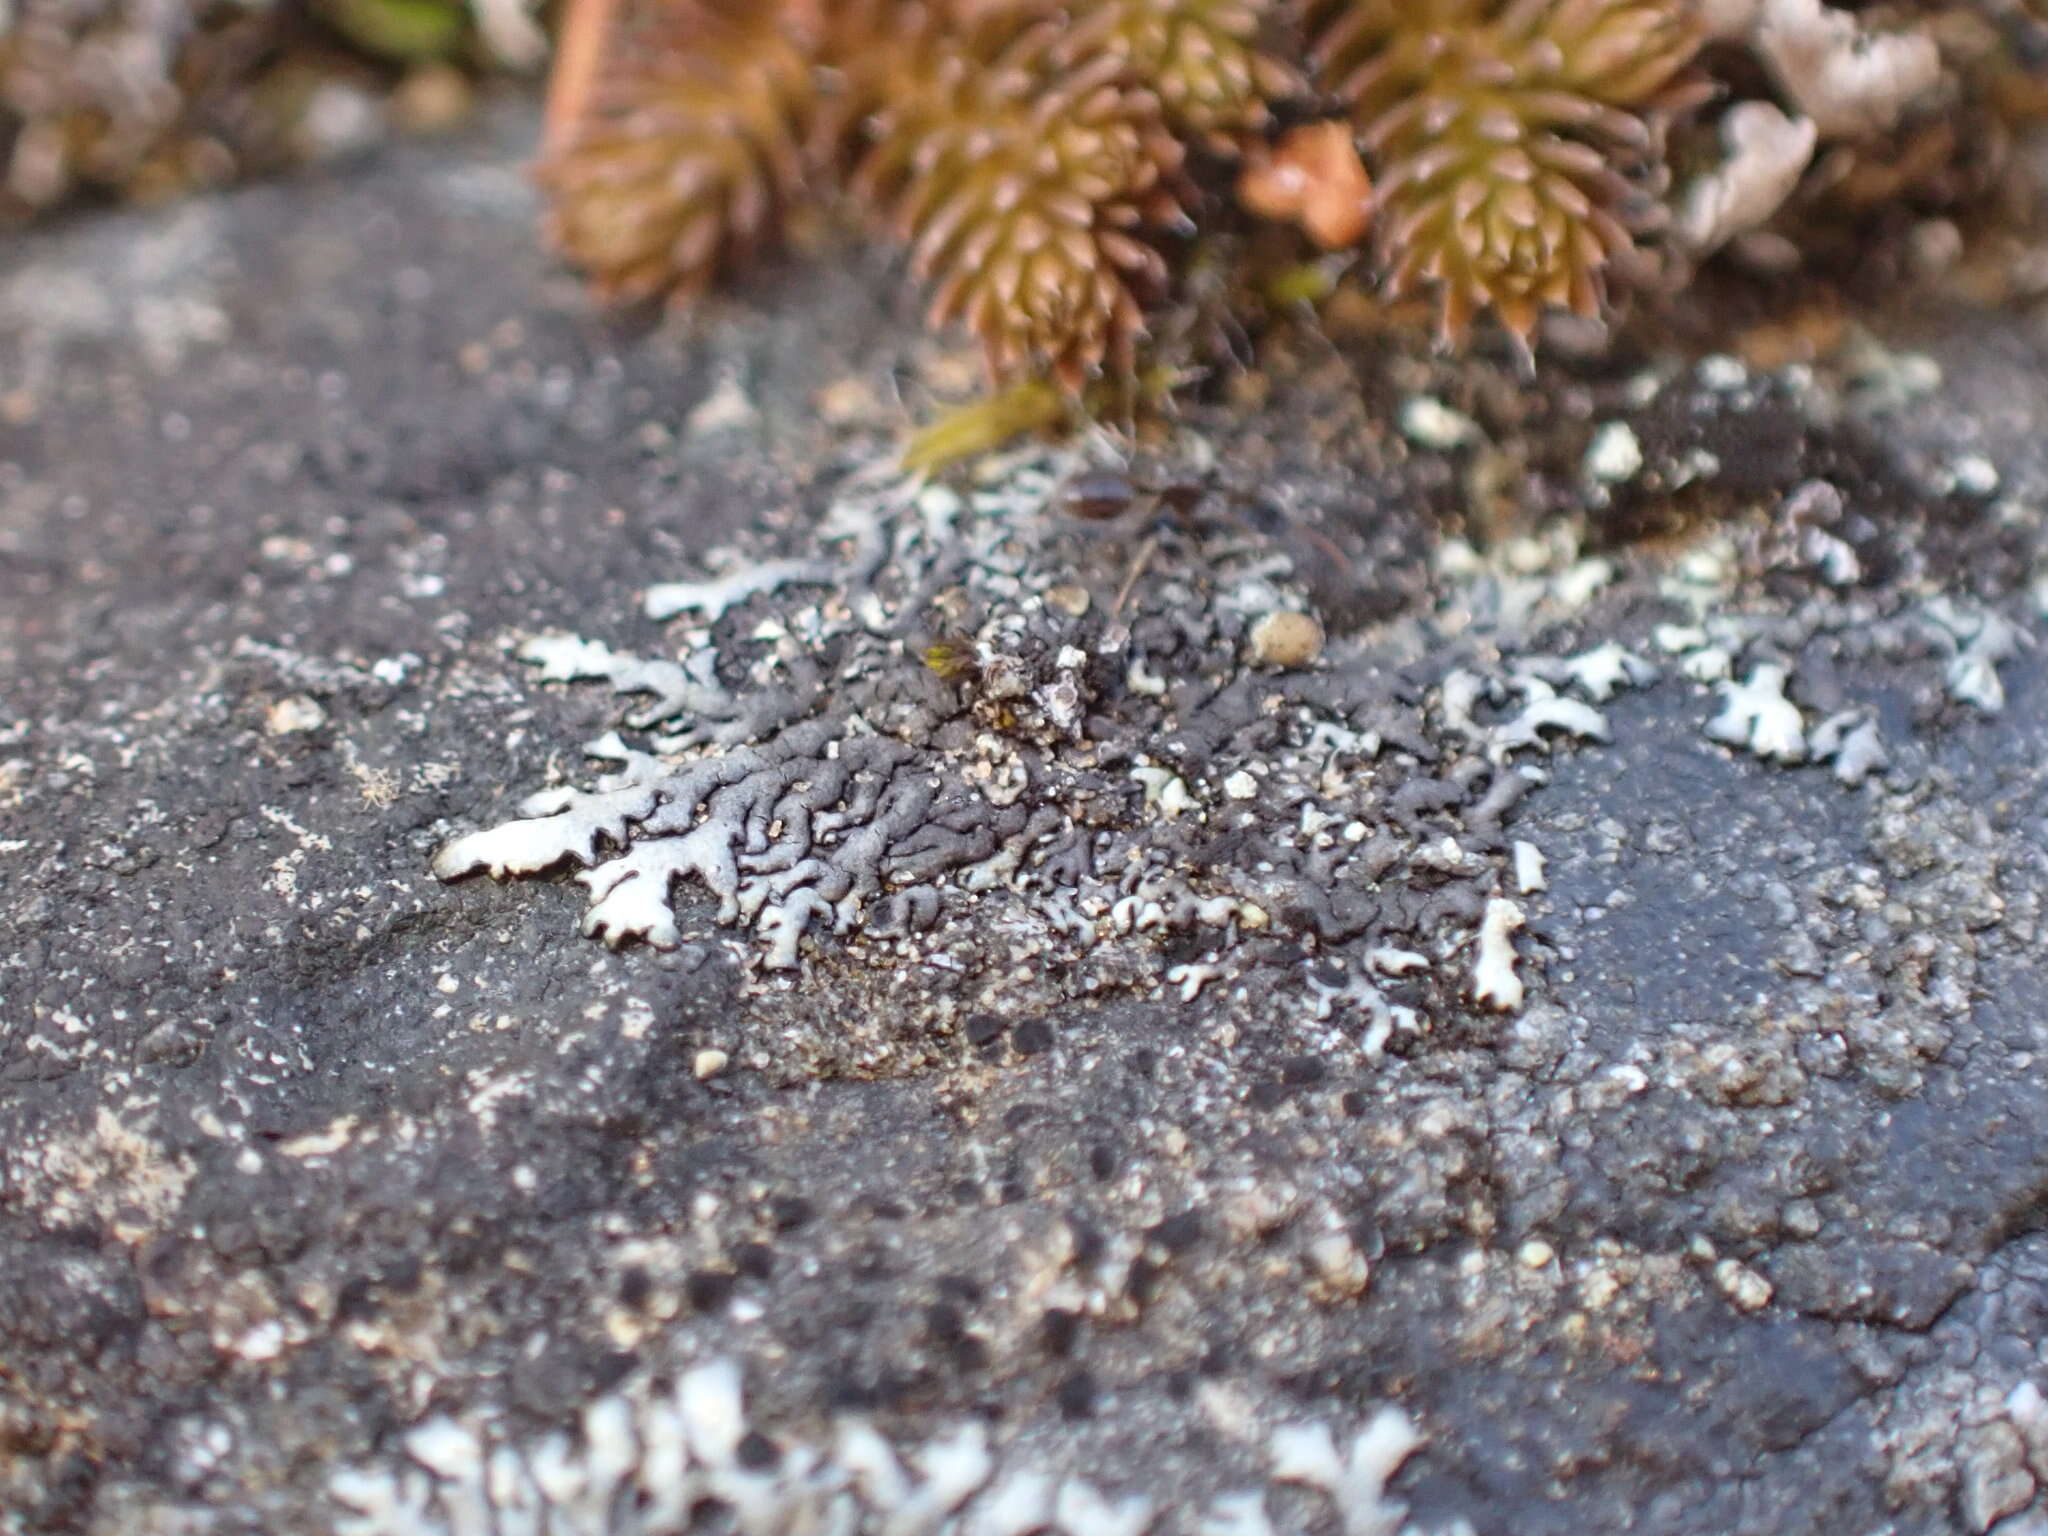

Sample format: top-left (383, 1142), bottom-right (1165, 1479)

top-left (923, 454), bottom-right (1349, 690)
top-left (1050, 459), bottom-right (1352, 617)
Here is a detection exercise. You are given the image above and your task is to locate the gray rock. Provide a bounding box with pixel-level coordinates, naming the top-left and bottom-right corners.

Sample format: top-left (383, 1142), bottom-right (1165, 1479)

top-left (5, 102), bottom-right (2048, 1536)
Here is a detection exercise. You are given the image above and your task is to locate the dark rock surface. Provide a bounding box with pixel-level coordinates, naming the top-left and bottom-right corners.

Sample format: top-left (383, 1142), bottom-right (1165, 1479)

top-left (4, 105), bottom-right (2048, 1536)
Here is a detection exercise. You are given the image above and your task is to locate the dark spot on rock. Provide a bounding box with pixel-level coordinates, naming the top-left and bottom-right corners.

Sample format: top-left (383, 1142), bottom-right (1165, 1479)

top-left (376, 1255), bottom-right (424, 1293)
top-left (1013, 1018), bottom-right (1054, 1056)
top-left (1088, 1144), bottom-right (1118, 1181)
top-left (964, 1012), bottom-right (1005, 1047)
top-left (1067, 1216), bottom-right (1105, 1268)
top-left (685, 1269), bottom-right (735, 1312)
top-left (617, 1266), bottom-right (653, 1309)
top-left (1056, 1370), bottom-right (1097, 1420)
top-left (770, 1196), bottom-right (815, 1232)
top-left (826, 1377), bottom-right (878, 1412)
top-left (736, 1430), bottom-right (782, 1470)
top-left (1150, 1211), bottom-right (1203, 1254)
top-left (333, 1275), bottom-right (378, 1323)
top-left (1280, 1054), bottom-right (1326, 1085)
top-left (1249, 1079), bottom-right (1293, 1110)
top-left (1040, 1308), bottom-right (1081, 1357)
top-left (734, 1242), bottom-right (775, 1280)
top-left (1126, 1254), bottom-right (1164, 1305)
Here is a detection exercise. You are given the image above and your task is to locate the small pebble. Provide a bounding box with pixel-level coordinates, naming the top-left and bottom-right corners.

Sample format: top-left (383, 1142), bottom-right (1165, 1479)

top-left (1247, 611), bottom-right (1324, 670)
top-left (391, 64), bottom-right (475, 135)
top-left (693, 1049), bottom-right (729, 1080)
top-left (1044, 584), bottom-right (1091, 618)
top-left (266, 695), bottom-right (326, 735)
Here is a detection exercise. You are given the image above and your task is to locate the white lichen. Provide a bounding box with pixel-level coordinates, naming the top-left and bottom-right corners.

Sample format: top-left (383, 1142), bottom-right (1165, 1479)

top-left (1556, 644), bottom-right (1658, 704)
top-left (1490, 681), bottom-right (1610, 760)
top-left (1674, 101), bottom-right (1819, 258)
top-left (1926, 599), bottom-right (2025, 714)
top-left (1471, 899), bottom-right (1527, 1012)
top-left (645, 557), bottom-right (842, 623)
top-left (1270, 1408), bottom-right (1431, 1536)
top-left (1808, 710), bottom-right (1888, 786)
top-left (1705, 664), bottom-right (1807, 762)
top-left (332, 1358), bottom-right (1453, 1536)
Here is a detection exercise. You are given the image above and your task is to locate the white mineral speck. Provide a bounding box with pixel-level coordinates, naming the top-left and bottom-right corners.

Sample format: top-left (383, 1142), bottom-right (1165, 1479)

top-left (1583, 422), bottom-right (1644, 484)
top-left (1696, 354), bottom-right (1748, 391)
top-left (1713, 1258), bottom-right (1774, 1311)
top-left (1224, 771), bottom-right (1258, 801)
top-left (692, 1048), bottom-right (729, 1080)
top-left (684, 374), bottom-right (758, 436)
top-left (1398, 395), bottom-right (1480, 450)
top-left (1305, 1231), bottom-right (1371, 1298)
top-left (266, 695), bottom-right (326, 734)
top-left (1951, 454), bottom-right (2000, 497)
top-left (1513, 841), bottom-right (1546, 893)
top-left (232, 1319), bottom-right (285, 1361)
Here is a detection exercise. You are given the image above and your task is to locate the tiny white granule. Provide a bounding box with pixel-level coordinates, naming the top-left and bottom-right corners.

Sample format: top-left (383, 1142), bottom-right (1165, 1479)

top-left (1583, 422), bottom-right (1644, 484)
top-left (1951, 454), bottom-right (2000, 497)
top-left (1398, 396), bottom-right (1480, 450)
